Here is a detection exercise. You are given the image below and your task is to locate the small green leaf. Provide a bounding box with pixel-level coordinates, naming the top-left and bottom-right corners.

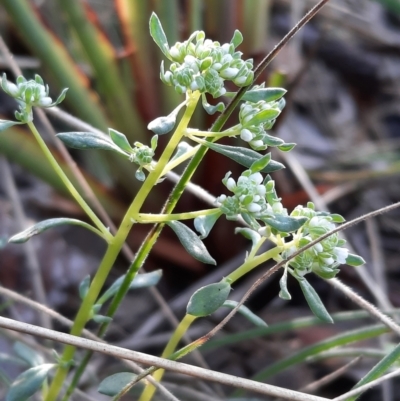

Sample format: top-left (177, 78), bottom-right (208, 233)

top-left (167, 220), bottom-right (216, 265)
top-left (97, 270), bottom-right (163, 305)
top-left (149, 13), bottom-right (170, 59)
top-left (170, 142), bottom-right (193, 162)
top-left (92, 315), bottom-right (113, 324)
top-left (296, 276), bottom-right (333, 323)
top-left (57, 132), bottom-right (128, 157)
top-left (330, 214), bottom-right (346, 223)
top-left (108, 129), bottom-right (133, 153)
top-left (187, 282), bottom-right (231, 317)
top-left (0, 120), bottom-right (23, 132)
top-left (226, 88), bottom-right (286, 103)
top-left (203, 142), bottom-right (285, 173)
top-left (13, 343), bottom-right (44, 367)
top-left (279, 268), bottom-right (291, 300)
top-left (230, 30), bottom-right (243, 48)
top-left (261, 133), bottom-right (285, 147)
top-left (277, 143), bottom-right (296, 152)
top-left (6, 364), bottom-right (55, 401)
top-left (346, 253), bottom-right (366, 267)
top-left (246, 108), bottom-right (281, 126)
top-left (53, 88), bottom-right (68, 106)
top-left (148, 115), bottom-right (177, 135)
top-left (235, 228), bottom-right (261, 253)
top-left (194, 212), bottom-right (222, 239)
top-left (262, 215), bottom-right (308, 233)
top-left (250, 153), bottom-right (271, 173)
top-left (8, 218), bottom-right (103, 243)
top-left (222, 300), bottom-right (267, 327)
top-left (98, 372), bottom-right (137, 396)
top-left (79, 275), bottom-right (91, 300)
top-left (202, 94), bottom-right (225, 115)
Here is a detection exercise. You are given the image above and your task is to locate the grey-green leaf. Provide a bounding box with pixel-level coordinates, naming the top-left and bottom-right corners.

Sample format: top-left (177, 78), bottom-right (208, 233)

top-left (149, 13), bottom-right (170, 59)
top-left (277, 143), bottom-right (296, 152)
top-left (187, 282), bottom-right (231, 317)
top-left (79, 275), bottom-right (91, 300)
top-left (279, 268), bottom-right (291, 300)
top-left (57, 132), bottom-right (128, 157)
top-left (235, 228), bottom-right (261, 253)
top-left (147, 114), bottom-right (177, 135)
top-left (0, 119), bottom-right (23, 132)
top-left (296, 276), bottom-right (333, 323)
top-left (8, 218), bottom-right (103, 243)
top-left (98, 372), bottom-right (137, 396)
top-left (97, 270), bottom-right (163, 305)
top-left (13, 343), bottom-right (44, 367)
top-left (222, 300), bottom-right (267, 327)
top-left (167, 220), bottom-right (216, 265)
top-left (346, 253), bottom-right (365, 267)
top-left (203, 142), bottom-right (284, 173)
top-left (250, 153), bottom-right (271, 173)
top-left (92, 314), bottom-right (113, 324)
top-left (202, 94), bottom-right (225, 115)
top-left (6, 364), bottom-right (55, 401)
top-left (194, 212), bottom-right (222, 239)
top-left (230, 30), bottom-right (243, 48)
top-left (262, 215), bottom-right (308, 233)
top-left (108, 128), bottom-right (133, 153)
top-left (225, 88), bottom-right (286, 103)
top-left (246, 108), bottom-right (281, 126)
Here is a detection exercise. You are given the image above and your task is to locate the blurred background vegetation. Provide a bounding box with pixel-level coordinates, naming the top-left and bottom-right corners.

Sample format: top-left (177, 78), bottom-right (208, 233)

top-left (1, 1), bottom-right (400, 400)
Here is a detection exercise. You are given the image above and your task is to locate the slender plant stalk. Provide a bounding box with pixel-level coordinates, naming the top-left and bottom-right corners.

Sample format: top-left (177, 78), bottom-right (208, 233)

top-left (45, 92), bottom-right (200, 401)
top-left (27, 121), bottom-right (112, 241)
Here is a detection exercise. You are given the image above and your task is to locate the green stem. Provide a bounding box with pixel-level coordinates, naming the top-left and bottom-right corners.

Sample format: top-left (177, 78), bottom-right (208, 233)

top-left (161, 144), bottom-right (200, 175)
top-left (46, 91), bottom-right (200, 401)
top-left (136, 208), bottom-right (220, 223)
top-left (27, 121), bottom-right (112, 241)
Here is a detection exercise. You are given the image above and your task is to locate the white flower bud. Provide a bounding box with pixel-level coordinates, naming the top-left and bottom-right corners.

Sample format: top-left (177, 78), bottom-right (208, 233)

top-left (6, 82), bottom-right (19, 97)
top-left (240, 129), bottom-right (253, 142)
top-left (333, 247), bottom-right (349, 264)
top-left (216, 194), bottom-right (226, 205)
top-left (257, 185), bottom-right (266, 196)
top-left (234, 75), bottom-right (248, 85)
top-left (314, 243), bottom-right (323, 253)
top-left (249, 139), bottom-right (263, 148)
top-left (38, 97), bottom-right (52, 107)
top-left (212, 62), bottom-right (222, 71)
top-left (247, 203), bottom-right (262, 213)
top-left (221, 43), bottom-right (231, 54)
top-left (219, 67), bottom-right (239, 79)
top-left (309, 216), bottom-right (319, 227)
top-left (222, 54), bottom-right (233, 64)
top-left (321, 256), bottom-right (334, 265)
top-left (249, 172), bottom-right (263, 185)
top-left (169, 47), bottom-right (180, 59)
top-left (190, 80), bottom-right (199, 91)
top-left (226, 177), bottom-right (236, 191)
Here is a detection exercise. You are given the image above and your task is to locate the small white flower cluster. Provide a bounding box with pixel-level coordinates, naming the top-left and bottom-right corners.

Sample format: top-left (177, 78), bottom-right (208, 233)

top-left (216, 170), bottom-right (285, 224)
top-left (1, 74), bottom-right (67, 122)
top-left (239, 87), bottom-right (285, 151)
top-left (161, 30), bottom-right (254, 97)
top-left (283, 204), bottom-right (349, 279)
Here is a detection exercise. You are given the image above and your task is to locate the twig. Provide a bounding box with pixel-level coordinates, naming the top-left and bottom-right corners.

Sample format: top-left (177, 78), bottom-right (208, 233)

top-left (0, 286), bottom-right (180, 401)
top-left (332, 368), bottom-right (400, 401)
top-left (0, 157), bottom-right (51, 330)
top-left (0, 316), bottom-right (329, 401)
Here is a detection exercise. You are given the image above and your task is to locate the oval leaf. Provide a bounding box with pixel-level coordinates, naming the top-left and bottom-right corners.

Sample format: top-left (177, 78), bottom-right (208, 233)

top-left (167, 220), bottom-right (216, 265)
top-left (277, 143), bottom-right (296, 152)
top-left (97, 270), bottom-right (163, 305)
top-left (250, 153), bottom-right (271, 173)
top-left (262, 215), bottom-right (308, 233)
top-left (296, 276), bottom-right (333, 323)
top-left (262, 133), bottom-right (285, 147)
top-left (0, 120), bottom-right (23, 132)
top-left (6, 364), bottom-right (55, 401)
top-left (230, 30), bottom-right (243, 48)
top-left (346, 253), bottom-right (365, 267)
top-left (57, 132), bottom-right (128, 156)
top-left (98, 372), bottom-right (137, 396)
top-left (243, 88), bottom-right (286, 103)
top-left (13, 343), bottom-right (44, 367)
top-left (203, 142), bottom-right (284, 173)
top-left (187, 282), bottom-right (231, 317)
top-left (279, 268), bottom-right (291, 300)
top-left (149, 13), bottom-right (170, 59)
top-left (194, 212), bottom-right (221, 239)
top-left (108, 129), bottom-right (133, 153)
top-left (246, 108), bottom-right (281, 126)
top-left (147, 114), bottom-right (177, 135)
top-left (8, 218), bottom-right (102, 244)
top-left (222, 300), bottom-right (267, 327)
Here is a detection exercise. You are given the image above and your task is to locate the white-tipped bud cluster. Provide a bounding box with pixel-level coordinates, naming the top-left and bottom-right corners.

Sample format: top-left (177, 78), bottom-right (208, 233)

top-left (216, 170), bottom-right (286, 225)
top-left (1, 74), bottom-right (67, 123)
top-left (283, 203), bottom-right (350, 279)
top-left (160, 30), bottom-right (253, 98)
top-left (238, 84), bottom-right (285, 150)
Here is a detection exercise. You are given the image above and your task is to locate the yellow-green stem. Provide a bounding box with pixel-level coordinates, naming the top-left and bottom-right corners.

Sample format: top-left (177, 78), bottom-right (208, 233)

top-left (136, 208), bottom-right (220, 223)
top-left (27, 121), bottom-right (112, 241)
top-left (45, 92), bottom-right (200, 401)
top-left (138, 314), bottom-right (196, 401)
